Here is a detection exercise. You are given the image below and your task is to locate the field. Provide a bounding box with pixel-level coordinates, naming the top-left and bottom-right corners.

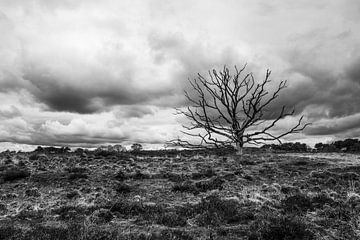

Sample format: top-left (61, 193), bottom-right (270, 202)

top-left (1, 150), bottom-right (360, 239)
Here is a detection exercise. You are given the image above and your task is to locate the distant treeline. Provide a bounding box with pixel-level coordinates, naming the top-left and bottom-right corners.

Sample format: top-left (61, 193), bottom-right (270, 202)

top-left (34, 146), bottom-right (71, 154)
top-left (30, 145), bottom-right (236, 157)
top-left (261, 142), bottom-right (309, 152)
top-left (2, 138), bottom-right (360, 155)
top-left (314, 138), bottom-right (360, 152)
top-left (262, 138), bottom-right (360, 153)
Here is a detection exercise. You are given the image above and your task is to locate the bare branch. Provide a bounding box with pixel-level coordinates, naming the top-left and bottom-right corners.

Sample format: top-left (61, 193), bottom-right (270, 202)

top-left (169, 65), bottom-right (310, 152)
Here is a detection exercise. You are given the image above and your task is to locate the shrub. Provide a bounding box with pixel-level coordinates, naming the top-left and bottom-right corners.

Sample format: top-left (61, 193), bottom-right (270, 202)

top-left (66, 167), bottom-right (88, 174)
top-left (114, 183), bottom-right (133, 194)
top-left (311, 193), bottom-right (335, 208)
top-left (17, 209), bottom-right (45, 221)
top-left (193, 194), bottom-right (245, 226)
top-left (130, 171), bottom-right (151, 180)
top-left (110, 200), bottom-right (164, 218)
top-left (155, 212), bottom-right (187, 227)
top-left (0, 223), bottom-right (22, 240)
top-left (152, 229), bottom-right (194, 240)
top-left (29, 154), bottom-right (39, 161)
top-left (281, 194), bottom-right (313, 213)
top-left (248, 214), bottom-right (315, 240)
top-left (172, 177), bottom-right (225, 194)
top-left (94, 150), bottom-right (113, 157)
top-left (85, 226), bottom-right (118, 240)
top-left (66, 190), bottom-right (81, 199)
top-left (194, 177), bottom-right (225, 192)
top-left (114, 170), bottom-right (128, 181)
top-left (2, 167), bottom-right (30, 182)
top-left (68, 173), bottom-right (88, 181)
top-left (161, 172), bottom-right (186, 182)
top-left (191, 168), bottom-right (216, 179)
top-left (25, 188), bottom-right (41, 197)
top-left (53, 205), bottom-right (92, 221)
top-left (172, 181), bottom-right (198, 194)
top-left (22, 222), bottom-right (83, 240)
top-left (90, 209), bottom-right (113, 224)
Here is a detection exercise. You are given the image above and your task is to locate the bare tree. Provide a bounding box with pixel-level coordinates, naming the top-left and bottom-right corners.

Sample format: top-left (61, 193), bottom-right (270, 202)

top-left (169, 65), bottom-right (310, 155)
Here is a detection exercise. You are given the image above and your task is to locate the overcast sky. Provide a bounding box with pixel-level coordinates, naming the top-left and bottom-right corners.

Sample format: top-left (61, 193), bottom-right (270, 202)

top-left (0, 0), bottom-right (359, 150)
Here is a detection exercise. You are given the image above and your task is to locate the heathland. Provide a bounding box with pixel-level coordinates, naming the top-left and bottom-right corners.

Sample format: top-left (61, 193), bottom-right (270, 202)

top-left (0, 149), bottom-right (359, 239)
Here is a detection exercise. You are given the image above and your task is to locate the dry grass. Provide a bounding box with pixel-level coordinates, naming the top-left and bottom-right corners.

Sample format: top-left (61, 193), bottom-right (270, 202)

top-left (0, 151), bottom-right (360, 239)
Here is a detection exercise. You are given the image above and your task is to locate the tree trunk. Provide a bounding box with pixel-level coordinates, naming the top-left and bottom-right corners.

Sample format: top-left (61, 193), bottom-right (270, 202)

top-left (236, 142), bottom-right (243, 155)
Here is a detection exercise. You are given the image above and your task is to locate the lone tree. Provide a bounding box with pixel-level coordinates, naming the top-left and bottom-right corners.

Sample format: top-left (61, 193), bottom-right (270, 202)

top-left (170, 65), bottom-right (309, 155)
top-left (131, 143), bottom-right (143, 152)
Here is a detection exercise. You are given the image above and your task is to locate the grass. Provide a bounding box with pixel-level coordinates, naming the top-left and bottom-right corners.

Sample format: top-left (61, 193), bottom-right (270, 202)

top-left (0, 151), bottom-right (360, 239)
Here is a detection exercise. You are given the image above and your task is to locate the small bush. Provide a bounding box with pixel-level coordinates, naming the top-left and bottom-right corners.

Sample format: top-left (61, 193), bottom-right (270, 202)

top-left (162, 172), bottom-right (186, 182)
top-left (0, 203), bottom-right (7, 214)
top-left (28, 154), bottom-right (49, 162)
top-left (320, 201), bottom-right (355, 221)
top-left (172, 181), bottom-right (198, 194)
top-left (66, 190), bottom-right (81, 199)
top-left (248, 214), bottom-right (315, 240)
top-left (153, 229), bottom-right (194, 240)
top-left (53, 205), bottom-right (92, 221)
top-left (17, 209), bottom-right (45, 220)
top-left (195, 177), bottom-right (225, 192)
top-left (193, 194), bottom-right (245, 226)
top-left (280, 185), bottom-right (301, 195)
top-left (0, 223), bottom-right (22, 240)
top-left (311, 193), bottom-right (334, 208)
top-left (23, 223), bottom-right (81, 240)
top-left (191, 168), bottom-right (216, 179)
top-left (90, 209), bottom-right (113, 224)
top-left (110, 200), bottom-right (164, 218)
top-left (2, 167), bottom-right (30, 182)
top-left (95, 150), bottom-right (113, 157)
top-left (29, 154), bottom-right (39, 161)
top-left (172, 177), bottom-right (225, 194)
top-left (130, 171), bottom-right (151, 180)
top-left (85, 227), bottom-right (118, 240)
top-left (68, 173), bottom-right (88, 181)
top-left (114, 183), bottom-right (133, 194)
top-left (281, 194), bottom-right (313, 213)
top-left (156, 212), bottom-right (187, 227)
top-left (66, 167), bottom-right (88, 174)
top-left (114, 170), bottom-right (128, 181)
top-left (25, 188), bottom-right (41, 197)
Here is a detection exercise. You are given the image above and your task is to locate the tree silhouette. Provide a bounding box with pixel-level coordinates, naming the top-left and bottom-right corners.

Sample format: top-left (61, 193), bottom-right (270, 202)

top-left (170, 65), bottom-right (309, 155)
top-left (131, 143), bottom-right (143, 152)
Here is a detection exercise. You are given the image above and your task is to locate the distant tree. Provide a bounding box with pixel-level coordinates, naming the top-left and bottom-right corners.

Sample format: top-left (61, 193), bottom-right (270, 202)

top-left (314, 142), bottom-right (324, 151)
top-left (35, 146), bottom-right (43, 152)
top-left (114, 144), bottom-right (127, 152)
top-left (131, 143), bottom-right (143, 152)
top-left (170, 65), bottom-right (310, 155)
top-left (74, 148), bottom-right (84, 154)
top-left (343, 139), bottom-right (359, 149)
top-left (60, 146), bottom-right (71, 153)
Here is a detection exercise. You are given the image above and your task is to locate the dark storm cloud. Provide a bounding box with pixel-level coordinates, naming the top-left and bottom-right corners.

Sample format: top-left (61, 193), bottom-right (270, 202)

top-left (305, 114), bottom-right (360, 135)
top-left (22, 63), bottom-right (171, 113)
top-left (282, 59), bottom-right (360, 119)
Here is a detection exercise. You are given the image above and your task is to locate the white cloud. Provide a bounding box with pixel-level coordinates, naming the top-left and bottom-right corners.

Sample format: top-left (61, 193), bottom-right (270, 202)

top-left (0, 0), bottom-right (360, 149)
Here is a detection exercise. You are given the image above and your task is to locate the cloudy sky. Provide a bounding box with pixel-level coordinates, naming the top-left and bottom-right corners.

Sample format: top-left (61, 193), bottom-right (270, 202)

top-left (0, 0), bottom-right (359, 150)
